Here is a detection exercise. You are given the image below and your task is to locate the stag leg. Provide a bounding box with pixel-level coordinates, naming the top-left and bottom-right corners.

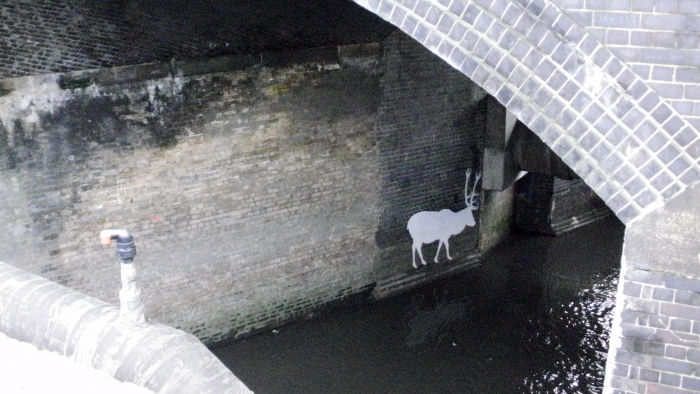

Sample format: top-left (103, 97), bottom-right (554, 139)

top-left (444, 240), bottom-right (453, 260)
top-left (414, 243), bottom-right (427, 267)
top-left (412, 244), bottom-right (418, 269)
top-left (434, 240), bottom-right (443, 263)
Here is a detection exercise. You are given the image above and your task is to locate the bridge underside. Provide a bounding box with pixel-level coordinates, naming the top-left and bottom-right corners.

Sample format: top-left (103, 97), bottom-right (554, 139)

top-left (353, 0), bottom-right (699, 224)
top-left (351, 1), bottom-right (700, 393)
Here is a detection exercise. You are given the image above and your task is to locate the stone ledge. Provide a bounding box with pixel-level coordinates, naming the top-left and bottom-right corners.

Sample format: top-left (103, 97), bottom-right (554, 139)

top-left (0, 261), bottom-right (251, 394)
top-left (0, 43), bottom-right (385, 89)
top-left (372, 252), bottom-right (480, 299)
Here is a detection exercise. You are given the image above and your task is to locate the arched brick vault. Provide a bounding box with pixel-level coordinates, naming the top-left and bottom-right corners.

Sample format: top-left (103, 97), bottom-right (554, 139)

top-left (353, 0), bottom-right (700, 224)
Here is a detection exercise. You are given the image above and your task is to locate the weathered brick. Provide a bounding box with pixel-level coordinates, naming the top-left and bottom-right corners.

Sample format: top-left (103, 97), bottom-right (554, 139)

top-left (661, 303), bottom-right (700, 320)
top-left (437, 40), bottom-right (455, 58)
top-left (639, 368), bottom-right (659, 383)
top-left (462, 4), bottom-right (481, 24)
top-left (660, 372), bottom-right (682, 387)
top-left (652, 287), bottom-right (675, 302)
top-left (626, 270), bottom-right (665, 285)
top-left (513, 12), bottom-right (536, 35)
top-left (474, 12), bottom-right (494, 32)
top-left (647, 133), bottom-right (669, 153)
top-left (437, 12), bottom-right (456, 34)
top-left (648, 315), bottom-right (670, 329)
top-left (641, 14), bottom-right (688, 31)
top-left (402, 13), bottom-right (419, 33)
top-left (616, 348), bottom-right (653, 367)
top-left (647, 383), bottom-right (695, 394)
top-left (665, 345), bottom-right (687, 359)
top-left (650, 66), bottom-right (674, 82)
top-left (390, 6), bottom-right (407, 26)
top-left (630, 0), bottom-right (653, 11)
top-left (377, 1), bottom-right (395, 19)
top-left (607, 29), bottom-right (629, 45)
top-left (642, 285), bottom-right (655, 299)
top-left (682, 376), bottom-right (700, 391)
top-left (425, 4), bottom-right (441, 25)
top-left (685, 85), bottom-right (700, 100)
top-left (637, 153), bottom-right (657, 175)
top-left (593, 11), bottom-right (639, 28)
top-left (614, 363), bottom-right (629, 377)
top-left (668, 157), bottom-right (691, 177)
top-left (666, 277), bottom-right (700, 293)
top-left (414, 0), bottom-right (431, 17)
top-left (651, 357), bottom-right (695, 375)
top-left (678, 0), bottom-right (700, 13)
top-left (448, 0), bottom-right (466, 16)
top-left (635, 189), bottom-right (657, 208)
top-left (680, 167), bottom-right (700, 185)
top-left (675, 290), bottom-right (700, 307)
top-left (448, 21), bottom-right (467, 41)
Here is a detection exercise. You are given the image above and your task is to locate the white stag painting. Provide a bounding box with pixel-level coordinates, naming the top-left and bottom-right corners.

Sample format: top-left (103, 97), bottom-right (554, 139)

top-left (407, 169), bottom-right (481, 269)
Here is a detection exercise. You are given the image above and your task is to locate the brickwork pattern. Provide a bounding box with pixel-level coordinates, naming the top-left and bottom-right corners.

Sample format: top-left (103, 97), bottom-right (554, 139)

top-left (0, 0), bottom-right (392, 79)
top-left (611, 268), bottom-right (700, 394)
top-left (0, 47), bottom-right (385, 344)
top-left (0, 40), bottom-right (493, 343)
top-left (550, 0), bottom-right (700, 135)
top-left (353, 0), bottom-right (700, 224)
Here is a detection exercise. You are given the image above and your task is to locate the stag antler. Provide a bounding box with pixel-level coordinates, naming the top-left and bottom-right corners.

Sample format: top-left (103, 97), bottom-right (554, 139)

top-left (466, 170), bottom-right (481, 209)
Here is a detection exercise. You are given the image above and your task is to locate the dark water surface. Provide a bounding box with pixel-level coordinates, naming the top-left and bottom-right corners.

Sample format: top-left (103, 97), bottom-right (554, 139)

top-left (212, 218), bottom-right (624, 394)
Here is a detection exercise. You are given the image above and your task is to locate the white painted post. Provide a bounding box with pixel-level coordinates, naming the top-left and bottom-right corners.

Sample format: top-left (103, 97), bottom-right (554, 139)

top-left (119, 262), bottom-right (146, 325)
top-left (100, 229), bottom-right (146, 325)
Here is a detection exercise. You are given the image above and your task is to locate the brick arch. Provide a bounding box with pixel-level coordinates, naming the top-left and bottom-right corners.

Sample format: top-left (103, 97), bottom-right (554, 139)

top-left (354, 0), bottom-right (699, 223)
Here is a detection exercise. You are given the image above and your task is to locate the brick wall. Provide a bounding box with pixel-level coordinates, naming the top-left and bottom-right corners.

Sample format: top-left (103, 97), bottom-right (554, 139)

top-left (551, 0), bottom-right (700, 132)
top-left (612, 268), bottom-right (700, 393)
top-left (372, 31), bottom-right (487, 296)
top-left (606, 184), bottom-right (700, 393)
top-left (0, 36), bottom-right (494, 343)
top-left (0, 0), bottom-right (393, 79)
top-left (0, 45), bottom-right (385, 344)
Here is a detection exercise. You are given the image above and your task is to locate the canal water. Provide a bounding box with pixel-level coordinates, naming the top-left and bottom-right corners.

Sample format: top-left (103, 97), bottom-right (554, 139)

top-left (212, 217), bottom-right (624, 393)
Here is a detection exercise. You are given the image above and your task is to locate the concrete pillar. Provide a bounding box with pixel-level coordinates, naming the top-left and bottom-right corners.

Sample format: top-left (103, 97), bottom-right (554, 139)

top-left (605, 184), bottom-right (700, 393)
top-left (482, 96), bottom-right (519, 191)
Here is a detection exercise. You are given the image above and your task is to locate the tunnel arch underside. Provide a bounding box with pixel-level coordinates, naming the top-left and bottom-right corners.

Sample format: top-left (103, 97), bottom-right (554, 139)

top-left (353, 0), bottom-right (700, 224)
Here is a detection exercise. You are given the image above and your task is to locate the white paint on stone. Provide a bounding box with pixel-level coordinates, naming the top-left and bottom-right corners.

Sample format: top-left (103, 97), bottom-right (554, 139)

top-left (0, 74), bottom-right (68, 135)
top-left (407, 169), bottom-right (481, 268)
top-left (119, 262), bottom-right (147, 326)
top-left (582, 65), bottom-right (606, 100)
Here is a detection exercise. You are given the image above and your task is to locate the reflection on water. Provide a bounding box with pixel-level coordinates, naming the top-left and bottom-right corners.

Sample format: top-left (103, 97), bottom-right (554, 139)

top-left (213, 217), bottom-right (624, 394)
top-left (520, 271), bottom-right (617, 393)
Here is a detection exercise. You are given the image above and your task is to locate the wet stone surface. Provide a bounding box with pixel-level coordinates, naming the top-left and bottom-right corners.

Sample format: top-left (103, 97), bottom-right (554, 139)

top-left (212, 217), bottom-right (624, 394)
